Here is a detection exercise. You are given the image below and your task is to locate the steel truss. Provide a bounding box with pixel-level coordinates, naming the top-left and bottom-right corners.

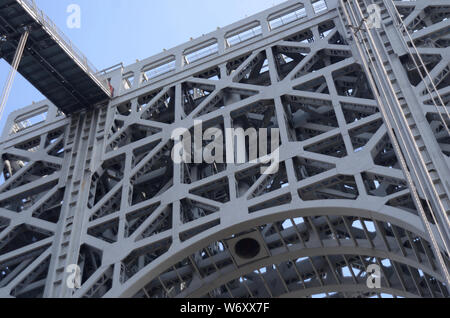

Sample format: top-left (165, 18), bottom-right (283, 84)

top-left (0, 0), bottom-right (449, 298)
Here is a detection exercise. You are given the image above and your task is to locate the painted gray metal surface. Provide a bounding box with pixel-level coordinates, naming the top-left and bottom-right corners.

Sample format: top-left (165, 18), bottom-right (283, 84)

top-left (0, 0), bottom-right (449, 298)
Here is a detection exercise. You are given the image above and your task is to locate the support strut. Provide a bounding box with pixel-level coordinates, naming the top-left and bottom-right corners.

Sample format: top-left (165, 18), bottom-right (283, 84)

top-left (0, 30), bottom-right (29, 122)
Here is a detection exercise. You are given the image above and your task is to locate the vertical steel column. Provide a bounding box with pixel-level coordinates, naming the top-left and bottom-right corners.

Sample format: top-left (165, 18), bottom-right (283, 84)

top-left (43, 105), bottom-right (109, 298)
top-left (338, 0), bottom-right (450, 284)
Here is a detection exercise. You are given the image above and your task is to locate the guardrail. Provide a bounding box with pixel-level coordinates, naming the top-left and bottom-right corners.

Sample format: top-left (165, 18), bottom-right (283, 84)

top-left (17, 0), bottom-right (111, 95)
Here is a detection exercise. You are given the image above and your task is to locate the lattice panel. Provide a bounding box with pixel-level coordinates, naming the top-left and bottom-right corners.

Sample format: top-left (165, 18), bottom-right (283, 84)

top-left (0, 0), bottom-right (448, 298)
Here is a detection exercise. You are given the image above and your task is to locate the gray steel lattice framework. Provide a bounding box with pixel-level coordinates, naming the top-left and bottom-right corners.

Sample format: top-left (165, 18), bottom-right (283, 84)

top-left (0, 0), bottom-right (449, 298)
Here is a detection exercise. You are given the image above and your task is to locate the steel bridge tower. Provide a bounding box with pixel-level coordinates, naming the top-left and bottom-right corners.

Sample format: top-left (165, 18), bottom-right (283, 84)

top-left (0, 0), bottom-right (449, 298)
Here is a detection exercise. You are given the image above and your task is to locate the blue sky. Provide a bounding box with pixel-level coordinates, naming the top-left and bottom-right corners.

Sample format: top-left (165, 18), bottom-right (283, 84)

top-left (0, 0), bottom-right (285, 132)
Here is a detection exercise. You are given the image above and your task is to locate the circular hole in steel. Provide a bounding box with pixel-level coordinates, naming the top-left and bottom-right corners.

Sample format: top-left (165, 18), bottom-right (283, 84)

top-left (234, 238), bottom-right (261, 259)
